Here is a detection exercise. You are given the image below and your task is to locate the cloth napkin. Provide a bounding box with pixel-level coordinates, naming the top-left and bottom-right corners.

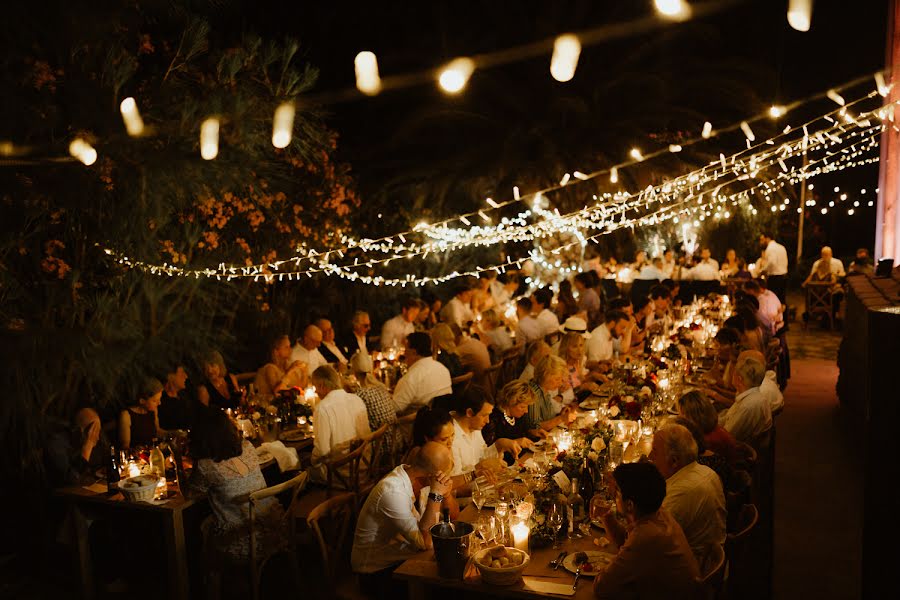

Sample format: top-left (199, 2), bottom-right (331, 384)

top-left (522, 577), bottom-right (576, 596)
top-left (258, 441), bottom-right (299, 472)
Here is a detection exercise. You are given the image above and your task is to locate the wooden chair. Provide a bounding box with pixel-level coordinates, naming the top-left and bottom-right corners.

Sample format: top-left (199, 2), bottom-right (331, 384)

top-left (480, 361), bottom-right (504, 402)
top-left (499, 345), bottom-right (524, 388)
top-left (295, 439), bottom-right (369, 519)
top-left (734, 442), bottom-right (758, 474)
top-left (359, 423), bottom-right (390, 496)
top-left (725, 504), bottom-right (759, 600)
top-left (804, 281), bottom-right (834, 330)
top-left (306, 493), bottom-right (362, 600)
top-left (248, 470), bottom-right (309, 600)
top-left (451, 371), bottom-right (474, 392)
top-left (697, 542), bottom-right (726, 600)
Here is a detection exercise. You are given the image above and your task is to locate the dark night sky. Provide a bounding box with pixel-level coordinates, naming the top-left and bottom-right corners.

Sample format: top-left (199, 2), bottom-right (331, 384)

top-left (242, 0), bottom-right (891, 259)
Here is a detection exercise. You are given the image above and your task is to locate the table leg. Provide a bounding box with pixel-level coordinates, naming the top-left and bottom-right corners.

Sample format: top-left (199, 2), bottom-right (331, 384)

top-left (163, 509), bottom-right (190, 600)
top-left (407, 580), bottom-right (426, 600)
top-left (71, 506), bottom-right (95, 600)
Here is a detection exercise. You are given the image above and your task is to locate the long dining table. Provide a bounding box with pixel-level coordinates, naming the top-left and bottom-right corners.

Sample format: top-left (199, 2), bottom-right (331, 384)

top-left (393, 503), bottom-right (618, 600)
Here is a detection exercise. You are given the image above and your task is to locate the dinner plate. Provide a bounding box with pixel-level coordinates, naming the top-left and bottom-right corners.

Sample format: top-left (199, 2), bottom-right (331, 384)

top-left (579, 398), bottom-right (603, 410)
top-left (279, 429), bottom-right (309, 442)
top-left (561, 551), bottom-right (614, 577)
top-left (256, 449), bottom-right (274, 464)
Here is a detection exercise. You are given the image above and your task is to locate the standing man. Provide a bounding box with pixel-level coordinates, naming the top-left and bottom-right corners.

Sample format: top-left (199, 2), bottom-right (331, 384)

top-left (759, 232), bottom-right (789, 304)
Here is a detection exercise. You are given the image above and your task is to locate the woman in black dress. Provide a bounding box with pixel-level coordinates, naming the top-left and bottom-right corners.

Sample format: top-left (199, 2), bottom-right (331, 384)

top-left (483, 380), bottom-right (547, 463)
top-left (198, 350), bottom-right (241, 411)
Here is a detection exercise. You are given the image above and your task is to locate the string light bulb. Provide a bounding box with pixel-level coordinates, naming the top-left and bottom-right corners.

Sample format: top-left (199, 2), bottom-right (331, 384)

top-left (119, 97), bottom-right (145, 136)
top-left (354, 51), bottom-right (382, 95)
top-left (200, 118), bottom-right (220, 160)
top-left (769, 105), bottom-right (786, 118)
top-left (702, 121), bottom-right (713, 138)
top-left (438, 58), bottom-right (475, 94)
top-left (787, 0), bottom-right (812, 32)
top-left (271, 102), bottom-right (295, 149)
top-left (610, 166), bottom-right (619, 183)
top-left (655, 0), bottom-right (691, 20)
top-left (68, 138), bottom-right (97, 166)
top-left (550, 34), bottom-right (581, 82)
top-left (630, 148), bottom-right (644, 161)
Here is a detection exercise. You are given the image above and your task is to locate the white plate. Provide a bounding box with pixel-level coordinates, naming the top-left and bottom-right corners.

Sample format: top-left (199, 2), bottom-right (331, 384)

top-left (279, 429), bottom-right (309, 442)
top-left (256, 449), bottom-right (274, 464)
top-left (579, 398), bottom-right (603, 410)
top-left (561, 551), bottom-right (614, 577)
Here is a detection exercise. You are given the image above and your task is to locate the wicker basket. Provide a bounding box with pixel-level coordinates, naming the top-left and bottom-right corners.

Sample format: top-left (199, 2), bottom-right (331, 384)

top-left (473, 547), bottom-right (530, 586)
top-left (117, 474), bottom-right (160, 503)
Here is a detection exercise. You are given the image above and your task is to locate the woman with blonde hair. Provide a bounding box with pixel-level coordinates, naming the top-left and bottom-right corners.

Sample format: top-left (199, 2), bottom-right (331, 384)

top-left (484, 380), bottom-right (547, 461)
top-left (255, 334), bottom-right (307, 404)
top-left (431, 323), bottom-right (466, 378)
top-left (528, 355), bottom-right (577, 431)
top-left (199, 349), bottom-right (241, 411)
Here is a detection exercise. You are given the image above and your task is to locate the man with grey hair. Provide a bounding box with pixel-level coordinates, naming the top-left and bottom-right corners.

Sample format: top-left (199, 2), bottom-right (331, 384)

top-left (719, 352), bottom-right (773, 442)
top-left (310, 365), bottom-right (371, 464)
top-left (341, 310), bottom-right (373, 358)
top-left (650, 423), bottom-right (726, 571)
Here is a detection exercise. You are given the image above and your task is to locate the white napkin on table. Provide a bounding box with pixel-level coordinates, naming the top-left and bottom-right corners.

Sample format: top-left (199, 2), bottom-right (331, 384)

top-left (522, 577), bottom-right (576, 595)
top-left (258, 441), bottom-right (299, 472)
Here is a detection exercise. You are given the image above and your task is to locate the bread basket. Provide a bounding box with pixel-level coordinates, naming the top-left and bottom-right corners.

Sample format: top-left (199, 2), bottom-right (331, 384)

top-left (117, 474), bottom-right (160, 502)
top-left (473, 546), bottom-right (530, 586)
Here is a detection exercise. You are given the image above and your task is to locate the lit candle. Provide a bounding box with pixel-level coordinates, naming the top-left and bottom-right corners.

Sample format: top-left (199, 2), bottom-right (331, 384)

top-left (127, 461), bottom-right (141, 478)
top-left (511, 521), bottom-right (530, 553)
top-left (304, 386), bottom-right (316, 401)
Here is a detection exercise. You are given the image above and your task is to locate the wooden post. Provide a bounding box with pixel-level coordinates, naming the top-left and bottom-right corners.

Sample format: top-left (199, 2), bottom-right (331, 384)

top-left (796, 151), bottom-right (808, 266)
top-left (876, 0), bottom-right (900, 264)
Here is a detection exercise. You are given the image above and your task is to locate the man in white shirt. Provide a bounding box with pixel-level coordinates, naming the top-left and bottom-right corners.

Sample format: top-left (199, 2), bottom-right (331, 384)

top-left (381, 297), bottom-right (421, 351)
top-left (515, 298), bottom-right (543, 345)
top-left (759, 232), bottom-right (789, 303)
top-left (719, 352), bottom-right (773, 443)
top-left (440, 284), bottom-right (475, 328)
top-left (684, 248), bottom-right (720, 281)
top-left (392, 332), bottom-right (452, 414)
top-left (661, 249), bottom-right (677, 279)
top-left (314, 318), bottom-right (348, 367)
top-left (310, 365), bottom-right (371, 463)
top-left (291, 325), bottom-right (328, 377)
top-left (449, 389), bottom-right (520, 491)
top-left (490, 273), bottom-right (520, 310)
top-left (809, 246), bottom-right (846, 279)
top-left (637, 257), bottom-right (666, 282)
top-left (352, 442), bottom-right (453, 594)
top-left (531, 288), bottom-right (559, 337)
top-left (650, 424), bottom-right (726, 571)
top-left (586, 309), bottom-right (630, 364)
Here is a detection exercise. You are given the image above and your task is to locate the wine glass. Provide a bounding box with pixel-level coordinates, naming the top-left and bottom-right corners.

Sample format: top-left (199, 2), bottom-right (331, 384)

top-left (547, 503), bottom-right (564, 549)
top-left (472, 480), bottom-right (486, 514)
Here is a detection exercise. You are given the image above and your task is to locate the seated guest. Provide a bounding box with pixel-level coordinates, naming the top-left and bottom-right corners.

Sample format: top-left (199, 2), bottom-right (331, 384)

top-left (46, 407), bottom-right (104, 486)
top-left (683, 247), bottom-right (720, 281)
top-left (637, 256), bottom-right (666, 281)
top-left (440, 282), bottom-right (476, 328)
top-left (574, 272), bottom-right (602, 327)
top-left (255, 334), bottom-right (307, 403)
top-left (848, 247), bottom-right (874, 276)
top-left (315, 318), bottom-right (348, 367)
top-left (649, 424), bottom-right (726, 571)
top-left (554, 279), bottom-right (579, 322)
top-left (381, 297), bottom-right (421, 351)
top-left (392, 332), bottom-right (452, 414)
top-left (478, 309), bottom-right (513, 356)
top-left (671, 417), bottom-right (735, 491)
top-left (483, 380), bottom-right (547, 462)
top-left (472, 272), bottom-right (497, 315)
top-left (186, 409), bottom-right (285, 564)
top-left (718, 353), bottom-right (772, 443)
top-left (594, 462), bottom-right (700, 600)
top-left (420, 291), bottom-right (442, 330)
top-left (414, 303), bottom-right (432, 332)
top-left (805, 245), bottom-right (846, 285)
top-left (720, 248), bottom-right (740, 279)
top-left (198, 350), bottom-right (242, 411)
top-left (704, 327), bottom-right (741, 389)
top-left (631, 250), bottom-right (649, 273)
top-left (744, 280), bottom-right (783, 335)
top-left (431, 323), bottom-right (466, 378)
top-left (119, 377), bottom-right (163, 449)
top-left (451, 323), bottom-right (492, 379)
top-left (350, 352), bottom-right (401, 463)
top-left (351, 442), bottom-right (453, 598)
top-left (532, 287), bottom-right (560, 338)
top-left (630, 296), bottom-right (654, 348)
top-left (515, 297), bottom-right (543, 344)
top-left (519, 340), bottom-right (550, 381)
top-left (650, 284), bottom-right (671, 323)
top-left (340, 310), bottom-right (373, 358)
top-left (310, 365), bottom-right (371, 464)
top-left (735, 258), bottom-right (752, 280)
top-left (661, 249), bottom-right (677, 279)
top-left (291, 325), bottom-right (328, 376)
top-left (406, 406), bottom-right (461, 518)
top-left (528, 355), bottom-right (577, 431)
top-left (724, 309), bottom-right (766, 355)
top-left (558, 331), bottom-right (603, 399)
top-left (450, 386), bottom-right (521, 493)
top-left (158, 363), bottom-right (195, 431)
top-left (490, 272), bottom-right (520, 309)
top-left (586, 309), bottom-right (630, 364)
top-left (676, 391), bottom-right (738, 465)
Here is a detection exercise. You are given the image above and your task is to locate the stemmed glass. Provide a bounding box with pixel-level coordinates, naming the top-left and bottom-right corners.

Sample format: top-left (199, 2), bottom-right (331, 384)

top-left (547, 502), bottom-right (564, 549)
top-left (472, 480), bottom-right (487, 515)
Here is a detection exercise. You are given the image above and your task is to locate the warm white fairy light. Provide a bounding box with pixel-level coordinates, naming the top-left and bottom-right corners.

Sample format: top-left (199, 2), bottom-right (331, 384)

top-left (827, 89), bottom-right (846, 106)
top-left (787, 0), bottom-right (812, 32)
top-left (630, 148), bottom-right (644, 161)
top-left (200, 118), bottom-right (219, 160)
top-left (655, 0), bottom-right (691, 20)
top-left (740, 121), bottom-right (756, 142)
top-left (610, 166), bottom-right (619, 183)
top-left (550, 34), bottom-right (581, 83)
top-left (271, 102), bottom-right (295, 148)
top-left (438, 57), bottom-right (475, 94)
top-left (68, 138), bottom-right (97, 166)
top-left (354, 51), bottom-right (382, 96)
top-left (769, 105), bottom-right (786, 118)
top-left (875, 72), bottom-right (891, 97)
top-left (119, 97), bottom-right (145, 136)
top-left (702, 121), bottom-right (713, 138)
top-left (669, 144), bottom-right (683, 153)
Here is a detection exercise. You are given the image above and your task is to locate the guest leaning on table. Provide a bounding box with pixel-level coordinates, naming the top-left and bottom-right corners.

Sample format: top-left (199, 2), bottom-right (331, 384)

top-left (118, 377), bottom-right (163, 449)
top-left (351, 442), bottom-right (454, 598)
top-left (527, 355), bottom-right (578, 431)
top-left (254, 333), bottom-right (307, 403)
top-left (594, 462), bottom-right (700, 600)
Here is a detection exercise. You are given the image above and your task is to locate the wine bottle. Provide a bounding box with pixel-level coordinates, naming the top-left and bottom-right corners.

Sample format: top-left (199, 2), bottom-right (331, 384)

top-left (579, 458), bottom-right (594, 513)
top-left (149, 438), bottom-right (167, 499)
top-left (107, 444), bottom-right (120, 493)
top-left (567, 478), bottom-right (584, 535)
